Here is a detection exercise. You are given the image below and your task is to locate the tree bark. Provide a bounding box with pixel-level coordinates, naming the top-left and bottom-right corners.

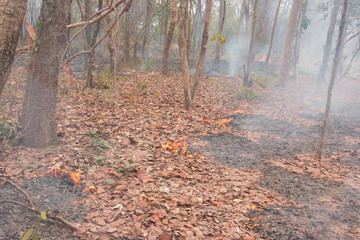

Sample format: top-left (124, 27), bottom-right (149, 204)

top-left (279, 0), bottom-right (303, 86)
top-left (266, 0), bottom-right (281, 63)
top-left (317, 3), bottom-right (339, 83)
top-left (124, 10), bottom-right (131, 62)
top-left (316, 0), bottom-right (348, 159)
top-left (243, 0), bottom-right (258, 87)
top-left (21, 0), bottom-right (71, 148)
top-left (178, 0), bottom-right (193, 110)
top-left (191, 0), bottom-right (213, 103)
top-left (87, 0), bottom-right (103, 88)
top-left (161, 0), bottom-right (178, 75)
top-left (142, 0), bottom-right (152, 59)
top-left (215, 0), bottom-right (226, 62)
top-left (84, 0), bottom-right (92, 49)
top-left (0, 0), bottom-right (27, 98)
top-left (293, 0), bottom-right (306, 81)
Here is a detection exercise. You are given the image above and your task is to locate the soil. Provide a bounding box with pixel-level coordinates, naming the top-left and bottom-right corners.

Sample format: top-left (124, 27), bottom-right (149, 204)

top-left (198, 77), bottom-right (360, 239)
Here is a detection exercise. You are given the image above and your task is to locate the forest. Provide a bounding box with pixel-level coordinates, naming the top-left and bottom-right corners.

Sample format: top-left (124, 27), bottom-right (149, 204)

top-left (0, 0), bottom-right (359, 239)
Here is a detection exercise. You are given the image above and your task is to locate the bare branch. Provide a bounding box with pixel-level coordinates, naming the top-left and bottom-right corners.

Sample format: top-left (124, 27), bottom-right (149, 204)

top-left (67, 0), bottom-right (126, 29)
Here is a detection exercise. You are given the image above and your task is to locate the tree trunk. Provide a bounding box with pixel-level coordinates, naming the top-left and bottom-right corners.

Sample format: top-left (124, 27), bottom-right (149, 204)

top-left (191, 0), bottom-right (213, 103)
top-left (142, 0), bottom-right (152, 59)
top-left (279, 0), bottom-right (303, 86)
top-left (124, 10), bottom-right (131, 62)
top-left (316, 0), bottom-right (348, 159)
top-left (107, 0), bottom-right (116, 73)
top-left (161, 0), bottom-right (178, 75)
top-left (243, 0), bottom-right (258, 87)
top-left (253, 0), bottom-right (269, 58)
top-left (293, 0), bottom-right (306, 81)
top-left (266, 0), bottom-right (281, 63)
top-left (162, 0), bottom-right (170, 46)
top-left (21, 0), bottom-right (71, 148)
top-left (84, 0), bottom-right (92, 49)
top-left (0, 0), bottom-right (27, 98)
top-left (86, 0), bottom-right (103, 88)
top-left (215, 0), bottom-right (226, 62)
top-left (191, 0), bottom-right (201, 51)
top-left (317, 3), bottom-right (339, 83)
top-left (178, 0), bottom-right (193, 110)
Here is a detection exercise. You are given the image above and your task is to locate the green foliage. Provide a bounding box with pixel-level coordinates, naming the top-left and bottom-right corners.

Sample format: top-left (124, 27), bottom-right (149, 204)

top-left (94, 70), bottom-right (116, 89)
top-left (34, 17), bottom-right (42, 52)
top-left (94, 155), bottom-right (109, 166)
top-left (0, 122), bottom-right (22, 145)
top-left (89, 129), bottom-right (111, 150)
top-left (19, 228), bottom-right (41, 240)
top-left (251, 72), bottom-right (272, 89)
top-left (142, 58), bottom-right (154, 70)
top-left (211, 32), bottom-right (226, 45)
top-left (105, 179), bottom-right (115, 185)
top-left (118, 160), bottom-right (138, 173)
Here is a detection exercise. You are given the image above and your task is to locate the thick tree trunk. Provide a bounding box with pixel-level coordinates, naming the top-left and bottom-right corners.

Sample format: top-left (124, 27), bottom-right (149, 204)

top-left (142, 0), bottom-right (152, 59)
top-left (191, 0), bottom-right (213, 103)
top-left (0, 0), bottom-right (27, 98)
top-left (316, 0), bottom-right (348, 159)
top-left (317, 3), bottom-right (339, 83)
top-left (279, 0), bottom-right (303, 86)
top-left (21, 0), bottom-right (71, 148)
top-left (266, 0), bottom-right (281, 63)
top-left (243, 0), bottom-right (258, 87)
top-left (161, 0), bottom-right (178, 75)
top-left (178, 0), bottom-right (193, 110)
top-left (215, 0), bottom-right (226, 62)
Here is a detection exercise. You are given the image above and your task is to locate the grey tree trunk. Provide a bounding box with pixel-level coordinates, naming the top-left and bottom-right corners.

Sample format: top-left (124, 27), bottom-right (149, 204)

top-left (142, 0), bottom-right (152, 59)
top-left (266, 0), bottom-right (281, 63)
top-left (191, 0), bottom-right (213, 103)
top-left (161, 0), bottom-right (178, 75)
top-left (317, 3), bottom-right (339, 83)
top-left (316, 0), bottom-right (348, 159)
top-left (21, 0), bottom-right (71, 147)
top-left (0, 0), bottom-right (27, 98)
top-left (243, 0), bottom-right (258, 87)
top-left (215, 0), bottom-right (226, 62)
top-left (279, 0), bottom-right (303, 86)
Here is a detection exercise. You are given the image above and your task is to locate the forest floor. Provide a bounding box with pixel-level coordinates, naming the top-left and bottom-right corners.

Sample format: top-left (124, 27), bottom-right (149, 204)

top-left (0, 55), bottom-right (359, 240)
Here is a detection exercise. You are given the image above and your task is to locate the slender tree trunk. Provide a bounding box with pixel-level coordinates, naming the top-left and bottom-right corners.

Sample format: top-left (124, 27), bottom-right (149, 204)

top-left (133, 0), bottom-right (140, 58)
top-left (107, 0), bottom-right (116, 73)
top-left (279, 0), bottom-right (303, 86)
top-left (191, 0), bottom-right (213, 103)
top-left (243, 0), bottom-right (258, 86)
top-left (124, 10), bottom-right (131, 62)
top-left (191, 0), bottom-right (201, 51)
top-left (163, 0), bottom-right (170, 46)
top-left (186, 0), bottom-right (192, 58)
top-left (0, 0), bottom-right (27, 98)
top-left (142, 0), bottom-right (152, 59)
top-left (215, 0), bottom-right (226, 62)
top-left (86, 0), bottom-right (103, 88)
top-left (293, 0), bottom-right (306, 81)
top-left (161, 0), bottom-right (178, 75)
top-left (21, 0), bottom-right (71, 147)
top-left (266, 0), bottom-right (281, 63)
top-left (317, 3), bottom-right (339, 83)
top-left (84, 0), bottom-right (92, 49)
top-left (316, 0), bottom-right (348, 159)
top-left (253, 0), bottom-right (269, 58)
top-left (178, 0), bottom-right (193, 110)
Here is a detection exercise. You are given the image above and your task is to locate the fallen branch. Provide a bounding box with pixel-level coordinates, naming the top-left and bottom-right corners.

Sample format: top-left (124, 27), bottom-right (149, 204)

top-left (0, 178), bottom-right (78, 231)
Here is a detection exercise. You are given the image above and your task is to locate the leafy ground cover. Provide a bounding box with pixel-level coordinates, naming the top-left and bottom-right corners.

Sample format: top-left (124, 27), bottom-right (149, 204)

top-left (0, 57), bottom-right (359, 239)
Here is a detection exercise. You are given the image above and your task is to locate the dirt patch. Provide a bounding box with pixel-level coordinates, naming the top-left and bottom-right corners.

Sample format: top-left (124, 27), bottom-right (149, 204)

top-left (0, 177), bottom-right (86, 239)
top-left (198, 82), bottom-right (360, 239)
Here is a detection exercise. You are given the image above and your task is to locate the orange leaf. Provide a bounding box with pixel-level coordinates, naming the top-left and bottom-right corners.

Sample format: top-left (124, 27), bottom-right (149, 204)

top-left (211, 201), bottom-right (224, 208)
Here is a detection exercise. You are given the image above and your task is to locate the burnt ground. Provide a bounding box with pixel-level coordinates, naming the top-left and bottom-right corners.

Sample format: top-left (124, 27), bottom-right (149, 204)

top-left (197, 78), bottom-right (360, 240)
top-left (0, 177), bottom-right (85, 239)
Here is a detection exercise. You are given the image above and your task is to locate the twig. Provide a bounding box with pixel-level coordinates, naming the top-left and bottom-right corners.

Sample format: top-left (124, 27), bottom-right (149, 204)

top-left (0, 178), bottom-right (78, 231)
top-left (6, 179), bottom-right (35, 209)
